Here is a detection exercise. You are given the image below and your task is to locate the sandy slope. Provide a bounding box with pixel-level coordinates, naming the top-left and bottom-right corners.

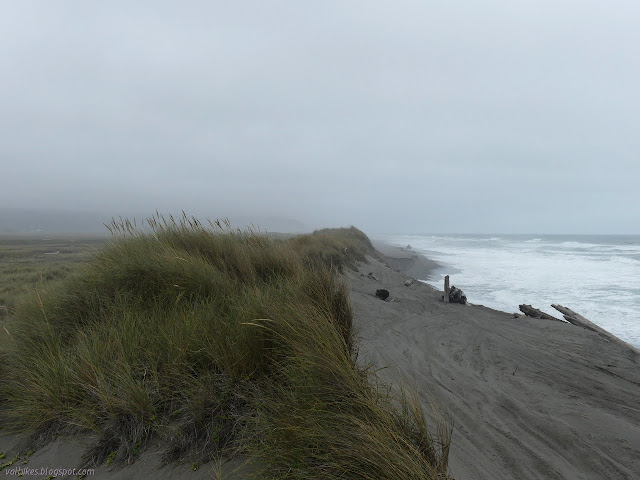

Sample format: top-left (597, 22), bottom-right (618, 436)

top-left (350, 245), bottom-right (640, 480)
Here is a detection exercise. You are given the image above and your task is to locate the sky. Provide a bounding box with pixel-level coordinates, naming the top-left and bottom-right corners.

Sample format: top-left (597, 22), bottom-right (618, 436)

top-left (2, 1), bottom-right (639, 234)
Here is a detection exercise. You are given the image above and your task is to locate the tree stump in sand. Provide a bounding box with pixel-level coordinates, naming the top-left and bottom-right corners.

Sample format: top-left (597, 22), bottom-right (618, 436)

top-left (449, 286), bottom-right (467, 304)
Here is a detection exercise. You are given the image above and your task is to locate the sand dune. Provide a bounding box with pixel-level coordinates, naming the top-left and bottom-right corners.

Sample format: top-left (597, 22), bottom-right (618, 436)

top-left (1, 244), bottom-right (638, 479)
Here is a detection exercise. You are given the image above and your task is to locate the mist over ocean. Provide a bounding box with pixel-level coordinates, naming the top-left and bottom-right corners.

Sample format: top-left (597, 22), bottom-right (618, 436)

top-left (385, 234), bottom-right (640, 348)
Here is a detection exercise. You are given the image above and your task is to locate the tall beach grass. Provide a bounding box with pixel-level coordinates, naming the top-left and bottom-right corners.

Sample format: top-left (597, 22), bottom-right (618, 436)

top-left (0, 214), bottom-right (451, 479)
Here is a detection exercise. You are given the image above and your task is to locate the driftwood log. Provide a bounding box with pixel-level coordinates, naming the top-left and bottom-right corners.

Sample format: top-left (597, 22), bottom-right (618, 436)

top-left (518, 304), bottom-right (564, 322)
top-left (551, 304), bottom-right (640, 356)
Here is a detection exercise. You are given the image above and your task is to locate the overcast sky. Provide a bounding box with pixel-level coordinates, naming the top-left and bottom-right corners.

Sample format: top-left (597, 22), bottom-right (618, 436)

top-left (2, 1), bottom-right (639, 234)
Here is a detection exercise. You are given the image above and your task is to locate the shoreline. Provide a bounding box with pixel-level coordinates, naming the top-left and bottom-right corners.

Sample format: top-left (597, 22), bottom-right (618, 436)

top-left (372, 241), bottom-right (443, 282)
top-left (349, 246), bottom-right (640, 479)
top-left (377, 238), bottom-right (640, 350)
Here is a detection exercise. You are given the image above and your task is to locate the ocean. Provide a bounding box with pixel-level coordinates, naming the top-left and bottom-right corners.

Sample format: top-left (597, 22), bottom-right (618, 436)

top-left (383, 234), bottom-right (640, 349)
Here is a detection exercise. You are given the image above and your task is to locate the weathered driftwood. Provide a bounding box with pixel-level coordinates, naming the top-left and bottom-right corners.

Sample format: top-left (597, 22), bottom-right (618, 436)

top-left (449, 286), bottom-right (467, 304)
top-left (551, 304), bottom-right (640, 356)
top-left (518, 304), bottom-right (564, 322)
top-left (443, 275), bottom-right (450, 303)
top-left (551, 305), bottom-right (599, 332)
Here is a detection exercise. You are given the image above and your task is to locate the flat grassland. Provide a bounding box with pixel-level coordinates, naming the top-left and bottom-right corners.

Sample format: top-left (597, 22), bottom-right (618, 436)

top-left (0, 235), bottom-right (106, 321)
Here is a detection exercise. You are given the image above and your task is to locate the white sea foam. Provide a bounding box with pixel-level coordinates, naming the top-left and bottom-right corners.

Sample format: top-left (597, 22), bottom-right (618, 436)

top-left (612, 256), bottom-right (640, 265)
top-left (557, 241), bottom-right (601, 249)
top-left (385, 234), bottom-right (640, 348)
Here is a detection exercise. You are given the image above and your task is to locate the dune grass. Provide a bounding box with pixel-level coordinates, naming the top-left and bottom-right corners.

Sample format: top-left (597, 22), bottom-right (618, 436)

top-left (287, 226), bottom-right (377, 272)
top-left (0, 214), bottom-right (451, 479)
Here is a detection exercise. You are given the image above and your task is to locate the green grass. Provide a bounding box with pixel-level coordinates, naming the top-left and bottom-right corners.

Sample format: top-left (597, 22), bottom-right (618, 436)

top-left (0, 214), bottom-right (451, 479)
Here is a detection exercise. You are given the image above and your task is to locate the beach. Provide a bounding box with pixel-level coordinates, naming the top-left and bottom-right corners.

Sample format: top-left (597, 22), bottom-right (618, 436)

top-left (1, 241), bottom-right (639, 479)
top-left (382, 234), bottom-right (640, 349)
top-left (353, 244), bottom-right (640, 479)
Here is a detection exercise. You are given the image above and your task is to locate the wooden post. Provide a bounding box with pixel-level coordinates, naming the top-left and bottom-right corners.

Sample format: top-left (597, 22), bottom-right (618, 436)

top-left (444, 275), bottom-right (450, 303)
